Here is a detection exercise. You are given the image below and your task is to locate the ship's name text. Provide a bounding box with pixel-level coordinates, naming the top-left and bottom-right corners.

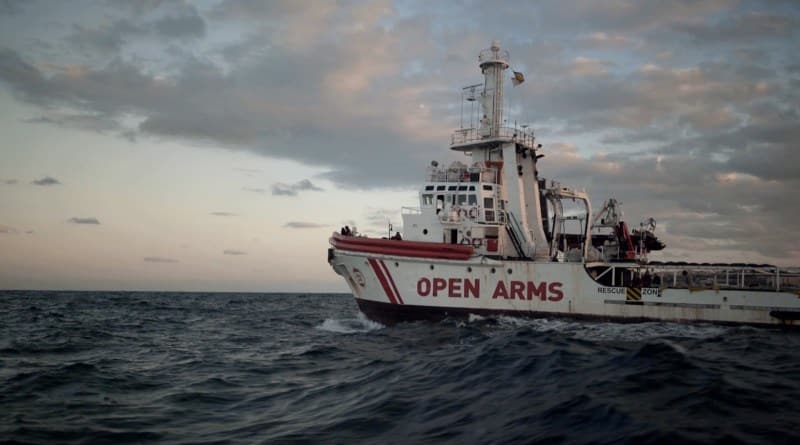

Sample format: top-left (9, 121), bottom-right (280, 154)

top-left (416, 278), bottom-right (564, 301)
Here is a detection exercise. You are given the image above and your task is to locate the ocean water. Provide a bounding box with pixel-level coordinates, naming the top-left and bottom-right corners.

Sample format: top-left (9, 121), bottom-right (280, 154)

top-left (1, 291), bottom-right (799, 444)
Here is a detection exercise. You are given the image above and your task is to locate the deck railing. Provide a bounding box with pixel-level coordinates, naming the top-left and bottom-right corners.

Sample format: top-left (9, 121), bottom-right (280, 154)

top-left (451, 126), bottom-right (536, 148)
top-left (426, 166), bottom-right (500, 184)
top-left (589, 263), bottom-right (800, 291)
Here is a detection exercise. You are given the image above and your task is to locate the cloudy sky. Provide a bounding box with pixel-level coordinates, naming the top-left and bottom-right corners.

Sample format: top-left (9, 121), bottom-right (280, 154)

top-left (1, 0), bottom-right (799, 292)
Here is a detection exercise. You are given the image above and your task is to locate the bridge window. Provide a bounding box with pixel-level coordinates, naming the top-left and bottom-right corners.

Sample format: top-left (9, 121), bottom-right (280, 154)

top-left (425, 185), bottom-right (434, 191)
top-left (468, 195), bottom-right (478, 205)
top-left (483, 185), bottom-right (493, 191)
top-left (436, 185), bottom-right (445, 191)
top-left (448, 185), bottom-right (457, 191)
top-left (484, 197), bottom-right (494, 209)
top-left (457, 195), bottom-right (467, 205)
top-left (458, 185), bottom-right (467, 191)
top-left (422, 194), bottom-right (433, 206)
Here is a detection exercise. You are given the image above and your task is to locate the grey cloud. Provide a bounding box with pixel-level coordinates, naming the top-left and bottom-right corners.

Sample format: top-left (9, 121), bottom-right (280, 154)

top-left (1, 0), bottom-right (799, 263)
top-left (242, 187), bottom-right (265, 193)
top-left (3, 179), bottom-right (18, 185)
top-left (673, 12), bottom-right (800, 43)
top-left (209, 211), bottom-right (236, 216)
top-left (25, 113), bottom-right (131, 137)
top-left (0, 0), bottom-right (24, 15)
top-left (144, 256), bottom-right (178, 263)
top-left (284, 222), bottom-right (327, 229)
top-left (223, 249), bottom-right (246, 255)
top-left (68, 217), bottom-right (100, 224)
top-left (0, 224), bottom-right (15, 233)
top-left (153, 9), bottom-right (205, 39)
top-left (67, 20), bottom-right (143, 55)
top-left (271, 179), bottom-right (323, 196)
top-left (32, 176), bottom-right (61, 186)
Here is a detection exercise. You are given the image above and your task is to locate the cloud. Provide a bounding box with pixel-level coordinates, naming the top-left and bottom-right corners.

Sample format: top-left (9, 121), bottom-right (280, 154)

top-left (209, 211), bottom-right (236, 216)
top-left (68, 217), bottom-right (100, 224)
top-left (1, 0), bottom-right (799, 264)
top-left (271, 179), bottom-right (324, 196)
top-left (67, 19), bottom-right (144, 55)
top-left (223, 249), bottom-right (246, 255)
top-left (25, 113), bottom-right (134, 139)
top-left (31, 176), bottom-right (61, 186)
top-left (0, 224), bottom-right (16, 233)
top-left (284, 221), bottom-right (327, 229)
top-left (153, 9), bottom-right (206, 39)
top-left (0, 0), bottom-right (25, 15)
top-left (672, 12), bottom-right (800, 44)
top-left (3, 179), bottom-right (18, 185)
top-left (143, 256), bottom-right (178, 263)
top-left (242, 187), bottom-right (265, 193)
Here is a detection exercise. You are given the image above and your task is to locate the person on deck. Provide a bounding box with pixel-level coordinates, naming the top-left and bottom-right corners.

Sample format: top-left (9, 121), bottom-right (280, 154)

top-left (642, 270), bottom-right (652, 288)
top-left (392, 232), bottom-right (402, 240)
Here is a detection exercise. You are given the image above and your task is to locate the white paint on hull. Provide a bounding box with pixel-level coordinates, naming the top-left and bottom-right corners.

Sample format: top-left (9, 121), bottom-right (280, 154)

top-left (330, 250), bottom-right (800, 326)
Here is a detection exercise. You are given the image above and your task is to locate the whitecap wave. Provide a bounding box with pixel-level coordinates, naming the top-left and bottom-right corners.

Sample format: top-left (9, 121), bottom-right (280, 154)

top-left (316, 313), bottom-right (384, 334)
top-left (485, 315), bottom-right (729, 342)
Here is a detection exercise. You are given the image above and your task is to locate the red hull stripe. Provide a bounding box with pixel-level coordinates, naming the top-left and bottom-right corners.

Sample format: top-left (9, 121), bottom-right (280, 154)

top-left (330, 233), bottom-right (473, 260)
top-left (379, 260), bottom-right (404, 305)
top-left (368, 258), bottom-right (397, 305)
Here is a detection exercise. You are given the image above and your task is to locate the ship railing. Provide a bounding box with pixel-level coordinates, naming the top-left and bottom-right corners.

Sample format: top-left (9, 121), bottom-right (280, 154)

top-left (587, 262), bottom-right (800, 291)
top-left (451, 126), bottom-right (535, 148)
top-left (426, 166), bottom-right (500, 184)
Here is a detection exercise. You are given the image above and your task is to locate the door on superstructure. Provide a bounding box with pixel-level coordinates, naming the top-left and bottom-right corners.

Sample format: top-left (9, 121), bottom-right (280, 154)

top-left (450, 229), bottom-right (458, 244)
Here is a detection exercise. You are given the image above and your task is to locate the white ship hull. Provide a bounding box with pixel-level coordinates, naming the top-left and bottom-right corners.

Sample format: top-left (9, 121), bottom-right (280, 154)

top-left (329, 249), bottom-right (800, 327)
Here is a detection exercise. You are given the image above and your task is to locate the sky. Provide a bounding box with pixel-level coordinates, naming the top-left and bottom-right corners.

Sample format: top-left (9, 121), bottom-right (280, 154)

top-left (1, 0), bottom-right (799, 292)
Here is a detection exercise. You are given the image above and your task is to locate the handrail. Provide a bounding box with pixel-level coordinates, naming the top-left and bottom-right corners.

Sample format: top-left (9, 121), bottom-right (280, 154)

top-left (426, 166), bottom-right (500, 184)
top-left (451, 126), bottom-right (536, 148)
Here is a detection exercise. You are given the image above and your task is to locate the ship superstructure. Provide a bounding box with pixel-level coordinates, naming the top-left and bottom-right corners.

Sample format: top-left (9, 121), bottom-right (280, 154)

top-left (328, 42), bottom-right (800, 327)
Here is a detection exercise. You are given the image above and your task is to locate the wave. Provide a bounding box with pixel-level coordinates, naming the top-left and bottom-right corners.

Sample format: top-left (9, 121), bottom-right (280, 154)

top-left (316, 313), bottom-right (384, 334)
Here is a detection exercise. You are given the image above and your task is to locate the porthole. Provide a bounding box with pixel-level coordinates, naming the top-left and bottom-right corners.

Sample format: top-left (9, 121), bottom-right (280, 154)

top-left (430, 265), bottom-right (434, 270)
top-left (491, 267), bottom-right (496, 273)
top-left (394, 262), bottom-right (399, 267)
top-left (423, 229), bottom-right (428, 235)
top-left (467, 266), bottom-right (472, 272)
top-left (507, 269), bottom-right (513, 274)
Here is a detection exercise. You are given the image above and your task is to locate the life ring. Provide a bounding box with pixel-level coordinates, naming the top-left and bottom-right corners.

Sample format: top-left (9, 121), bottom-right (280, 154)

top-left (471, 237), bottom-right (483, 248)
top-left (457, 207), bottom-right (468, 219)
top-left (468, 207), bottom-right (479, 219)
top-left (460, 237), bottom-right (471, 245)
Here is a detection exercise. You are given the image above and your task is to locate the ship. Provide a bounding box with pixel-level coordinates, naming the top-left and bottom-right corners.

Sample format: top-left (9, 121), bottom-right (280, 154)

top-left (328, 41), bottom-right (800, 327)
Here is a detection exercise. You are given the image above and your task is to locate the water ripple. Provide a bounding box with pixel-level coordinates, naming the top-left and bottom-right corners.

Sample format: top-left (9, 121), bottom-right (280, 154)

top-left (1, 291), bottom-right (799, 444)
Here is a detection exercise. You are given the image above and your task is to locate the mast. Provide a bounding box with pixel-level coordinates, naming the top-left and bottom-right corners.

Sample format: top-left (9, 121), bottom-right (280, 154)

top-left (479, 40), bottom-right (507, 139)
top-left (450, 41), bottom-right (550, 260)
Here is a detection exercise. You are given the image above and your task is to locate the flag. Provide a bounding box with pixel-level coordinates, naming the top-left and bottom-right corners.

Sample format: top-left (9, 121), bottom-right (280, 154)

top-left (512, 71), bottom-right (525, 86)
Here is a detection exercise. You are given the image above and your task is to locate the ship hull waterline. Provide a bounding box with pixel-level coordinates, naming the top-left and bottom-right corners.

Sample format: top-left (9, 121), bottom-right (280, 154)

top-left (329, 248), bottom-right (800, 328)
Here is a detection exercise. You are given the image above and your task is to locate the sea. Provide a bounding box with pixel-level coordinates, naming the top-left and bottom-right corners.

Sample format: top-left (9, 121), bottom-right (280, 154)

top-left (1, 291), bottom-right (799, 444)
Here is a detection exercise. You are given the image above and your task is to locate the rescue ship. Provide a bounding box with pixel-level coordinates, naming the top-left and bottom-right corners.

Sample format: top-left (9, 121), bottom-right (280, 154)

top-left (328, 41), bottom-right (800, 327)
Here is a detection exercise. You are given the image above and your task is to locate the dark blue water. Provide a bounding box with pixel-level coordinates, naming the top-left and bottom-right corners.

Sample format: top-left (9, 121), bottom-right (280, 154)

top-left (1, 291), bottom-right (799, 444)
